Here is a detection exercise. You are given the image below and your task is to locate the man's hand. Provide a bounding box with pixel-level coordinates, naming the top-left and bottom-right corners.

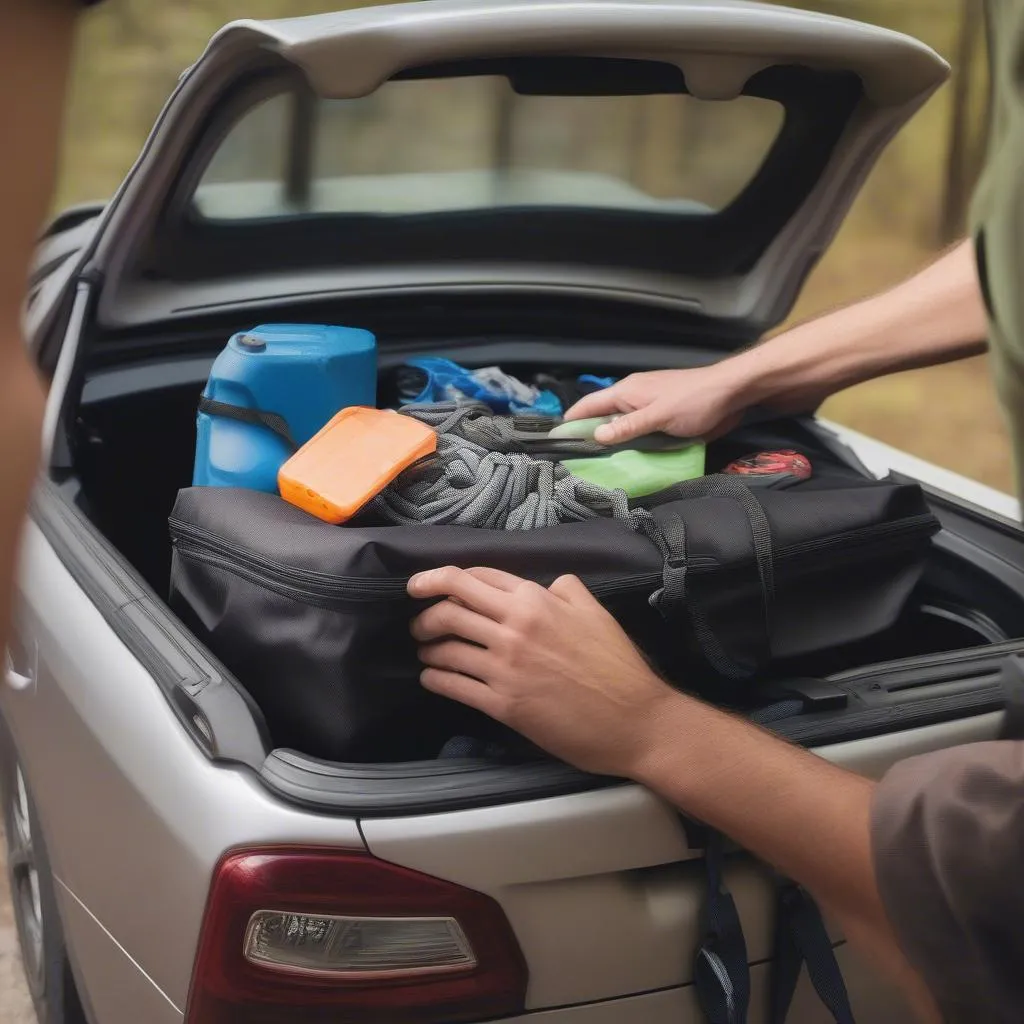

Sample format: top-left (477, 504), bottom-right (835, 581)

top-left (565, 365), bottom-right (747, 445)
top-left (408, 566), bottom-right (677, 777)
top-left (565, 240), bottom-right (989, 449)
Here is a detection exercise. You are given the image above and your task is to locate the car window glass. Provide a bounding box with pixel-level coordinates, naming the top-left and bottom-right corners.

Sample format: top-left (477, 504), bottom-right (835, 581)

top-left (193, 73), bottom-right (784, 221)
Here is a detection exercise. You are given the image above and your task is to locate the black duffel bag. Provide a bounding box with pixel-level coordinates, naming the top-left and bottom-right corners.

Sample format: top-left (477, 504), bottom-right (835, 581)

top-left (168, 476), bottom-right (939, 762)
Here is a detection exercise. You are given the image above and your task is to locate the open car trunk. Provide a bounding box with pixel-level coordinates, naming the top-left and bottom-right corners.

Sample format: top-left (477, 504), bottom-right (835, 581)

top-left (57, 293), bottom-right (1024, 797)
top-left (30, 0), bottom-right (1024, 816)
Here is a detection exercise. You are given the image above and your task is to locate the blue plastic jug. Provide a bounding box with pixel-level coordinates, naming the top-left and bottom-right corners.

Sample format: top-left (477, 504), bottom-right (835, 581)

top-left (193, 323), bottom-right (377, 492)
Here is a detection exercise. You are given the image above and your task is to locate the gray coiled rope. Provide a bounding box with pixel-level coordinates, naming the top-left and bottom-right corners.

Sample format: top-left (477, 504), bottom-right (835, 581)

top-left (369, 403), bottom-right (639, 531)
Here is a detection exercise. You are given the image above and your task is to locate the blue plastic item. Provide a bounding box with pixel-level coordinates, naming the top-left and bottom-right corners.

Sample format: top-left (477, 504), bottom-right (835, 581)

top-left (578, 374), bottom-right (617, 391)
top-left (193, 323), bottom-right (377, 492)
top-left (399, 356), bottom-right (563, 416)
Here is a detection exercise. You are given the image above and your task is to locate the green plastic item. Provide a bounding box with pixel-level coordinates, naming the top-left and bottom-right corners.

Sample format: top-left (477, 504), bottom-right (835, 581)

top-left (562, 444), bottom-right (706, 498)
top-left (548, 415), bottom-right (619, 440)
top-left (549, 415), bottom-right (699, 451)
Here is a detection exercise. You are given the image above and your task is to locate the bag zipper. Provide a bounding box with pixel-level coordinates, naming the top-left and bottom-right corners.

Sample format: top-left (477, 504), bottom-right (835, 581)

top-left (766, 514), bottom-right (936, 560)
top-left (170, 530), bottom-right (661, 608)
top-left (169, 512), bottom-right (937, 609)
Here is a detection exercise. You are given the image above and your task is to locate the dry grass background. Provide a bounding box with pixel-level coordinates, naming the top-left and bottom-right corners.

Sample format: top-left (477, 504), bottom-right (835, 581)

top-left (794, 235), bottom-right (1013, 494)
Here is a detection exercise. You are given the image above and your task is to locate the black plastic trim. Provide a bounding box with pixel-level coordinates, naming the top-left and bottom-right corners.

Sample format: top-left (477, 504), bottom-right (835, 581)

top-left (30, 480), bottom-right (270, 768)
top-left (261, 751), bottom-right (618, 816)
top-left (762, 678), bottom-right (849, 712)
top-left (80, 339), bottom-right (720, 403)
top-left (89, 287), bottom-right (751, 360)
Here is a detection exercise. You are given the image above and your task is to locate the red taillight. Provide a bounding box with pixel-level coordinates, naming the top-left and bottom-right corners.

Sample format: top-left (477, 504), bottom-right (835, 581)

top-left (184, 846), bottom-right (528, 1024)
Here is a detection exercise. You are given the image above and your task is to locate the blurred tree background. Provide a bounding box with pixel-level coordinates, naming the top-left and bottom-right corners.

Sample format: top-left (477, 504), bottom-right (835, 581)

top-left (57, 0), bottom-right (1007, 489)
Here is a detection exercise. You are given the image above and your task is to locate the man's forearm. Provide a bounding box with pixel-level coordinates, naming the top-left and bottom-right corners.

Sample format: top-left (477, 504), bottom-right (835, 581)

top-left (635, 694), bottom-right (880, 922)
top-left (632, 692), bottom-right (941, 1021)
top-left (0, 1), bottom-right (79, 654)
top-left (728, 240), bottom-right (987, 413)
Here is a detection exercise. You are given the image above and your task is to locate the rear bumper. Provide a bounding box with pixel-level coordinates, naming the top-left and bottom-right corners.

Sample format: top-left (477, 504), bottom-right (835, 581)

top-left (506, 944), bottom-right (909, 1023)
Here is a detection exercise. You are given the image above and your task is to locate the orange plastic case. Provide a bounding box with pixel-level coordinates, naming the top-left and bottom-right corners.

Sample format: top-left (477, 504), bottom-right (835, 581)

top-left (278, 407), bottom-right (437, 524)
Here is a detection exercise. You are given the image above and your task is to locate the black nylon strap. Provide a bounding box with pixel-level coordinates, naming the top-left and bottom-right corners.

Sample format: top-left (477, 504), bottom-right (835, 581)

top-left (198, 396), bottom-right (298, 452)
top-left (688, 830), bottom-right (856, 1024)
top-left (650, 512), bottom-right (689, 618)
top-left (647, 474), bottom-right (775, 611)
top-left (640, 511), bottom-right (746, 678)
top-left (644, 474), bottom-right (775, 677)
top-left (693, 830), bottom-right (751, 1024)
top-left (768, 882), bottom-right (855, 1024)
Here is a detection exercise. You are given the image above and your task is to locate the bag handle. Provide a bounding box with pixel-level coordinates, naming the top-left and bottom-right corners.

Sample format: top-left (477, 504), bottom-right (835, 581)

top-left (641, 475), bottom-right (775, 677)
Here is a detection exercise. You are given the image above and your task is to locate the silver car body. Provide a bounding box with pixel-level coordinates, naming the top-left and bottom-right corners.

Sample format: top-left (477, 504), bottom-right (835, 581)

top-left (4, 3), bottom-right (1013, 1022)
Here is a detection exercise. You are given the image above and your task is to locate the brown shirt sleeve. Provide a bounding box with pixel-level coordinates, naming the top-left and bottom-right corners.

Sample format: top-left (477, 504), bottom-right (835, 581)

top-left (871, 740), bottom-right (1024, 1024)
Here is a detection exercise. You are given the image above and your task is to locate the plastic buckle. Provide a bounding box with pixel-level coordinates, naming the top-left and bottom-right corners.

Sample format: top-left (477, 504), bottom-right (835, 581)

top-left (764, 677), bottom-right (848, 712)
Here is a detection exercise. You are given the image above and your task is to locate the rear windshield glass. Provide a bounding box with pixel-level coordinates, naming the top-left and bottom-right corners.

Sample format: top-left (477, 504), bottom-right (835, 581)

top-left (156, 57), bottom-right (861, 283)
top-left (195, 72), bottom-right (784, 222)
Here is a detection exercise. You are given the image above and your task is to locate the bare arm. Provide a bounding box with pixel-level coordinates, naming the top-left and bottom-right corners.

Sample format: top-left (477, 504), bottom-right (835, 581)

top-left (737, 239), bottom-right (987, 414)
top-left (634, 693), bottom-right (941, 1022)
top-left (0, 2), bottom-right (79, 651)
top-left (408, 567), bottom-right (942, 1022)
top-left (570, 239), bottom-right (988, 445)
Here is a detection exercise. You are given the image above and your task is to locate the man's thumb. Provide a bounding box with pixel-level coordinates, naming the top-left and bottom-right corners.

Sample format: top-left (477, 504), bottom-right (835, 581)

top-left (564, 386), bottom-right (620, 422)
top-left (594, 407), bottom-right (660, 444)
